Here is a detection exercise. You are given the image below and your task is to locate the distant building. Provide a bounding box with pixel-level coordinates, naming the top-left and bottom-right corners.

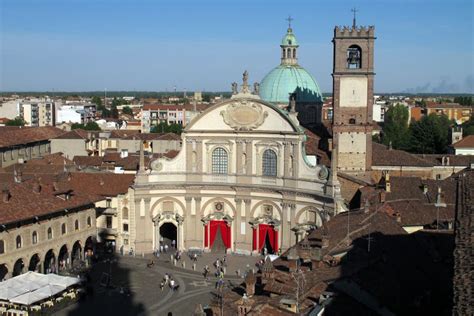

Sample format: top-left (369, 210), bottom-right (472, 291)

top-left (0, 126), bottom-right (66, 168)
top-left (19, 99), bottom-right (55, 127)
top-left (425, 102), bottom-right (472, 124)
top-left (56, 103), bottom-right (97, 125)
top-left (141, 104), bottom-right (206, 133)
top-left (0, 100), bottom-right (20, 120)
top-left (451, 135), bottom-right (474, 155)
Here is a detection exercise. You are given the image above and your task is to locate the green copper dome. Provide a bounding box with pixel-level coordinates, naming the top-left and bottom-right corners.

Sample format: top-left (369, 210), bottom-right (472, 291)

top-left (259, 65), bottom-right (322, 104)
top-left (281, 28), bottom-right (298, 46)
top-left (259, 26), bottom-right (322, 105)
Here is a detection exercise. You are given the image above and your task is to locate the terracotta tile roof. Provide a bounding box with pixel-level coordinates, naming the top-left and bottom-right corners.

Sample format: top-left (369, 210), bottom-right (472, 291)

top-left (0, 126), bottom-right (67, 147)
top-left (121, 132), bottom-right (180, 141)
top-left (372, 142), bottom-right (433, 167)
top-left (162, 150), bottom-right (180, 159)
top-left (109, 130), bottom-right (140, 139)
top-left (415, 154), bottom-right (474, 166)
top-left (381, 200), bottom-right (455, 226)
top-left (25, 152), bottom-right (74, 166)
top-left (426, 102), bottom-right (470, 109)
top-left (303, 129), bottom-right (331, 166)
top-left (65, 172), bottom-right (135, 199)
top-left (452, 135), bottom-right (474, 148)
top-left (73, 156), bottom-right (103, 167)
top-left (52, 129), bottom-right (91, 140)
top-left (0, 176), bottom-right (92, 225)
top-left (103, 152), bottom-right (121, 162)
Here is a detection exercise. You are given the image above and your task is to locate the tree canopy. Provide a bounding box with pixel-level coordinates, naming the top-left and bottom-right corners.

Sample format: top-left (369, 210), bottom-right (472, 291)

top-left (71, 121), bottom-right (101, 131)
top-left (408, 113), bottom-right (452, 154)
top-left (122, 106), bottom-right (133, 115)
top-left (5, 117), bottom-right (26, 126)
top-left (461, 115), bottom-right (474, 136)
top-left (382, 104), bottom-right (410, 150)
top-left (150, 122), bottom-right (182, 134)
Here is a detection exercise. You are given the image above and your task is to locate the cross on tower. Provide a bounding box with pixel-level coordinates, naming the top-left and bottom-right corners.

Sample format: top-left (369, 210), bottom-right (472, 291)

top-left (286, 15), bottom-right (293, 28)
top-left (351, 8), bottom-right (358, 28)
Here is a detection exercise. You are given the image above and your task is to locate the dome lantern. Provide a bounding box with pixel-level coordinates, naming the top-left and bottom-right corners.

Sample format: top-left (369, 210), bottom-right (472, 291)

top-left (281, 16), bottom-right (299, 65)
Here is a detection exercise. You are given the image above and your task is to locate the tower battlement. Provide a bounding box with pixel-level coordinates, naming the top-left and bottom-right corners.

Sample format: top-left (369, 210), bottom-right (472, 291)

top-left (334, 26), bottom-right (375, 38)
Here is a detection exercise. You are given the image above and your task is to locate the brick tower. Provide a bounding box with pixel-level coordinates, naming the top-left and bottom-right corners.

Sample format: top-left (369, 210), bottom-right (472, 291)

top-left (332, 20), bottom-right (376, 173)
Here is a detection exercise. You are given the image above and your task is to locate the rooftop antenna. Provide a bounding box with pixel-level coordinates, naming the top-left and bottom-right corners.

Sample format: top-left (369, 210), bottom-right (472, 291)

top-left (351, 8), bottom-right (358, 28)
top-left (286, 15), bottom-right (294, 29)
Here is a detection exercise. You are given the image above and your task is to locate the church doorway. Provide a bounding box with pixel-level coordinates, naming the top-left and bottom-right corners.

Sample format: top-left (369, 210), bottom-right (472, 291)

top-left (159, 222), bottom-right (177, 249)
top-left (204, 220), bottom-right (231, 253)
top-left (253, 224), bottom-right (278, 255)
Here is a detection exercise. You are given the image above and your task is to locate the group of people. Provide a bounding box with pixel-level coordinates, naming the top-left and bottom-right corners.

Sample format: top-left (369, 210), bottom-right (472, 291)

top-left (160, 273), bottom-right (179, 292)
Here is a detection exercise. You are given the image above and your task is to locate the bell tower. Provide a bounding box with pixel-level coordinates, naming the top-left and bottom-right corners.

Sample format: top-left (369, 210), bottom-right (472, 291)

top-left (332, 14), bottom-right (375, 173)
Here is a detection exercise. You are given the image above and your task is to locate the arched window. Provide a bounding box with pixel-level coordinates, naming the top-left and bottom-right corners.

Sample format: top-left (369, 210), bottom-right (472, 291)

top-left (347, 45), bottom-right (362, 69)
top-left (262, 149), bottom-right (277, 177)
top-left (74, 220), bottom-right (79, 231)
top-left (61, 223), bottom-right (67, 235)
top-left (349, 118), bottom-right (356, 124)
top-left (47, 227), bottom-right (53, 239)
top-left (293, 48), bottom-right (296, 58)
top-left (287, 48), bottom-right (291, 59)
top-left (122, 208), bottom-right (129, 220)
top-left (32, 231), bottom-right (38, 244)
top-left (0, 240), bottom-right (5, 254)
top-left (282, 49), bottom-right (286, 59)
top-left (212, 147), bottom-right (228, 174)
top-left (87, 216), bottom-right (92, 228)
top-left (16, 235), bottom-right (22, 249)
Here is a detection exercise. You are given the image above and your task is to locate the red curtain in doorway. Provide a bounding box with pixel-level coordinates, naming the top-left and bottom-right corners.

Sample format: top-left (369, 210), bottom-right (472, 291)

top-left (254, 224), bottom-right (278, 252)
top-left (205, 220), bottom-right (231, 249)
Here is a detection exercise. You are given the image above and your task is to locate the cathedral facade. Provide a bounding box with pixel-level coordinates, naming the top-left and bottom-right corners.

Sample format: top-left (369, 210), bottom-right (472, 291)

top-left (128, 81), bottom-right (338, 255)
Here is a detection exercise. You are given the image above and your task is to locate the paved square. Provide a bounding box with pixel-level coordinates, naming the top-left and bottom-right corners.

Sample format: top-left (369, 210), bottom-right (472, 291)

top-left (56, 253), bottom-right (261, 315)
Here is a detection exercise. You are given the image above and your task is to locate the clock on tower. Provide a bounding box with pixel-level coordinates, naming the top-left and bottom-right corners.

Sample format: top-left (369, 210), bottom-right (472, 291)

top-left (331, 19), bottom-right (376, 173)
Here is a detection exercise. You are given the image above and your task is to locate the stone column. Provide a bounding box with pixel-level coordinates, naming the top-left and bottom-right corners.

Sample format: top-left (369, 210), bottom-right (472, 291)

top-left (289, 203), bottom-right (297, 245)
top-left (194, 197), bottom-right (202, 245)
top-left (291, 141), bottom-right (299, 177)
top-left (244, 199), bottom-right (252, 245)
top-left (281, 202), bottom-right (290, 250)
top-left (234, 198), bottom-right (242, 249)
top-left (185, 197), bottom-right (193, 245)
top-left (236, 140), bottom-right (243, 174)
top-left (283, 142), bottom-right (291, 178)
top-left (245, 140), bottom-right (253, 176)
top-left (196, 140), bottom-right (203, 173)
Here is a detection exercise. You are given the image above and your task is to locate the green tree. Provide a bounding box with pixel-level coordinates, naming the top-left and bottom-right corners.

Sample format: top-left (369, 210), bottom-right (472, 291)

top-left (122, 106), bottom-right (133, 115)
top-left (111, 104), bottom-right (119, 119)
top-left (150, 122), bottom-right (182, 134)
top-left (382, 104), bottom-right (410, 150)
top-left (91, 96), bottom-right (102, 107)
top-left (462, 115), bottom-right (474, 136)
top-left (409, 113), bottom-right (451, 154)
top-left (5, 117), bottom-right (26, 126)
top-left (71, 121), bottom-right (101, 131)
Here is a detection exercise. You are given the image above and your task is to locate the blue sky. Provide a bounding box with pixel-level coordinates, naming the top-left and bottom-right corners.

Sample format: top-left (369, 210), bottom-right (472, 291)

top-left (1, 0), bottom-right (473, 93)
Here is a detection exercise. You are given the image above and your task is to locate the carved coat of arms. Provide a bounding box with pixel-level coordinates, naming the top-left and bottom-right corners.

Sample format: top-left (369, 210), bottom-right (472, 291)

top-left (220, 100), bottom-right (268, 131)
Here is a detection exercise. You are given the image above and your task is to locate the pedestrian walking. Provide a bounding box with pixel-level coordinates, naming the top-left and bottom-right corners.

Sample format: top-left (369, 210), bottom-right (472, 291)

top-left (203, 265), bottom-right (210, 280)
top-left (160, 245), bottom-right (164, 253)
top-left (160, 281), bottom-right (164, 291)
top-left (172, 239), bottom-right (176, 249)
top-left (164, 244), bottom-right (169, 253)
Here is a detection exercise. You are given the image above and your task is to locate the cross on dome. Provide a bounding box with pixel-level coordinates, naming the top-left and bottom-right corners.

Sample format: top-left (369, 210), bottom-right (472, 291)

top-left (286, 15), bottom-right (293, 29)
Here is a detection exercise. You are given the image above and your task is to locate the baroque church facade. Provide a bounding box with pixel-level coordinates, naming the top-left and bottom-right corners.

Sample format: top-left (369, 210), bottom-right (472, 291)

top-left (121, 20), bottom-right (374, 255)
top-left (129, 76), bottom-right (339, 255)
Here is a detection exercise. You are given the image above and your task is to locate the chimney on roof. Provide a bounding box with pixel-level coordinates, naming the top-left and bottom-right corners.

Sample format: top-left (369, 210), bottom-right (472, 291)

top-left (14, 168), bottom-right (22, 183)
top-left (99, 177), bottom-right (105, 186)
top-left (422, 184), bottom-right (428, 194)
top-left (2, 186), bottom-right (10, 203)
top-left (244, 269), bottom-right (256, 297)
top-left (385, 172), bottom-right (391, 193)
top-left (52, 180), bottom-right (59, 192)
top-left (380, 191), bottom-right (386, 203)
top-left (33, 179), bottom-right (42, 194)
top-left (364, 199), bottom-right (370, 214)
top-left (395, 212), bottom-right (402, 223)
top-left (388, 141), bottom-right (393, 150)
top-left (435, 186), bottom-right (447, 207)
